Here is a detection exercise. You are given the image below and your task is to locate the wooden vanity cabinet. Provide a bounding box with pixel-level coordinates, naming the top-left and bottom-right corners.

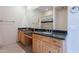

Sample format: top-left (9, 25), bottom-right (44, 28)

top-left (32, 34), bottom-right (63, 53)
top-left (18, 30), bottom-right (21, 41)
top-left (18, 31), bottom-right (26, 45)
top-left (18, 30), bottom-right (32, 45)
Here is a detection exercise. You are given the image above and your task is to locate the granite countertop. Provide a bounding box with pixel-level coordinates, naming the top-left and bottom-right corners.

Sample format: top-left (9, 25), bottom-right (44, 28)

top-left (24, 31), bottom-right (33, 36)
top-left (33, 31), bottom-right (67, 40)
top-left (18, 28), bottom-right (67, 40)
top-left (20, 30), bottom-right (33, 36)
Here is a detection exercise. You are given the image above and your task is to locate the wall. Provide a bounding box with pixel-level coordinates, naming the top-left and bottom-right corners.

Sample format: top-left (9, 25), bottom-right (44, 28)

top-left (42, 10), bottom-right (53, 16)
top-left (67, 6), bottom-right (79, 52)
top-left (23, 6), bottom-right (42, 28)
top-left (55, 7), bottom-right (67, 30)
top-left (0, 6), bottom-right (26, 27)
top-left (0, 6), bottom-right (26, 46)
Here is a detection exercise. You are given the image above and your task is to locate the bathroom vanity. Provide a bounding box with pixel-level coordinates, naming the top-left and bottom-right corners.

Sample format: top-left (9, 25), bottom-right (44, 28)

top-left (18, 28), bottom-right (67, 53)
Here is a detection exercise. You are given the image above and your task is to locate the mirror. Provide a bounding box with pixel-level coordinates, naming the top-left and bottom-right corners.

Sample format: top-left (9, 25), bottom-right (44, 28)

top-left (37, 6), bottom-right (53, 30)
top-left (35, 6), bottom-right (67, 31)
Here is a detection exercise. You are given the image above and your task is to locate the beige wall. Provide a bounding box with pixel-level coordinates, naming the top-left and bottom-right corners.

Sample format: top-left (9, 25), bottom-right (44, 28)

top-left (23, 6), bottom-right (42, 28)
top-left (55, 7), bottom-right (67, 30)
top-left (0, 6), bottom-right (26, 27)
top-left (42, 10), bottom-right (53, 16)
top-left (0, 6), bottom-right (26, 45)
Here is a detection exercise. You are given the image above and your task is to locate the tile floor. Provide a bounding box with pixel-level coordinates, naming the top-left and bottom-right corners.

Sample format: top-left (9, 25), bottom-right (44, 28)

top-left (0, 43), bottom-right (25, 53)
top-left (18, 42), bottom-right (32, 53)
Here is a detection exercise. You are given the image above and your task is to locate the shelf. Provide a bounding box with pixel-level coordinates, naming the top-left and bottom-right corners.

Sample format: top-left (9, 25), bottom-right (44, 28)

top-left (41, 21), bottom-right (53, 23)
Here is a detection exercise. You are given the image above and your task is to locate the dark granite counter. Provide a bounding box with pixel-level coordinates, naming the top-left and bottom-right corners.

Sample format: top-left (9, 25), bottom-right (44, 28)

top-left (33, 31), bottom-right (66, 40)
top-left (18, 28), bottom-right (67, 40)
top-left (18, 29), bottom-right (33, 36)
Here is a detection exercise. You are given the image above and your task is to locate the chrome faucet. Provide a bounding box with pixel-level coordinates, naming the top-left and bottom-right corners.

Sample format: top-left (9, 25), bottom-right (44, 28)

top-left (48, 29), bottom-right (51, 32)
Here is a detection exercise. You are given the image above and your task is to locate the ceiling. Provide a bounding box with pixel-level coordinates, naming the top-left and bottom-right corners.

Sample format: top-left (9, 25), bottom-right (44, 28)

top-left (35, 6), bottom-right (53, 12)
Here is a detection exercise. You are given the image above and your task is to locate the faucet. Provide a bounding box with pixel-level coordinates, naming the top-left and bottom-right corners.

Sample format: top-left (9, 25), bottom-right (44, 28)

top-left (48, 29), bottom-right (53, 34)
top-left (33, 28), bottom-right (35, 32)
top-left (48, 29), bottom-right (51, 33)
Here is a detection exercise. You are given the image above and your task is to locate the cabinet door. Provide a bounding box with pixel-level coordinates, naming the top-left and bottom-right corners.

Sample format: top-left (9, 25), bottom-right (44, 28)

top-left (18, 31), bottom-right (21, 41)
top-left (42, 40), bottom-right (61, 53)
top-left (32, 34), bottom-right (62, 53)
top-left (39, 40), bottom-right (43, 53)
top-left (36, 39), bottom-right (40, 53)
top-left (42, 41), bottom-right (47, 53)
top-left (32, 34), bottom-right (37, 53)
top-left (50, 38), bottom-right (62, 53)
top-left (43, 42), bottom-right (51, 53)
top-left (32, 39), bottom-right (37, 53)
top-left (20, 32), bottom-right (26, 45)
top-left (32, 34), bottom-right (42, 53)
top-left (50, 45), bottom-right (60, 53)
